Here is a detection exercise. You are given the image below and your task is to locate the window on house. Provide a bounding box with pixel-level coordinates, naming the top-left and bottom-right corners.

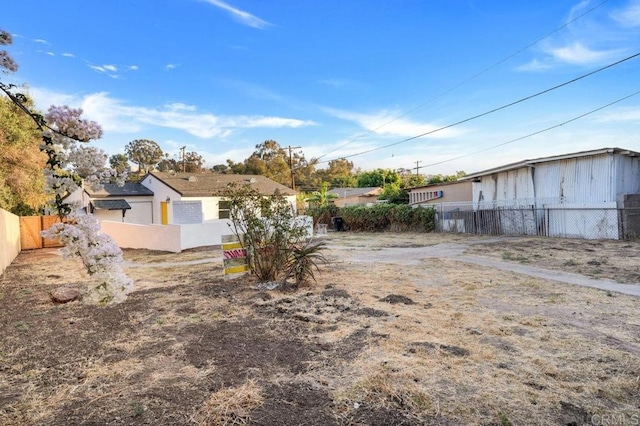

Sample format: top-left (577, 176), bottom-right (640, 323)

top-left (218, 200), bottom-right (231, 219)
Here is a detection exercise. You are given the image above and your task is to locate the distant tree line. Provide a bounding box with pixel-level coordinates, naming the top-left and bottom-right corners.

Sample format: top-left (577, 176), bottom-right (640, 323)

top-left (109, 138), bottom-right (465, 204)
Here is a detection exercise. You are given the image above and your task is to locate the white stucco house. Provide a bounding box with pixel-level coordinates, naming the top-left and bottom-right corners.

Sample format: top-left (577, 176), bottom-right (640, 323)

top-left (140, 172), bottom-right (298, 225)
top-left (67, 182), bottom-right (155, 224)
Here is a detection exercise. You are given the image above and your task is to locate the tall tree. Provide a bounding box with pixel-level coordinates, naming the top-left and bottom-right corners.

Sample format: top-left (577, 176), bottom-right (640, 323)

top-left (402, 174), bottom-right (426, 188)
top-left (357, 169), bottom-right (401, 188)
top-left (426, 171), bottom-right (466, 184)
top-left (184, 151), bottom-right (204, 173)
top-left (316, 158), bottom-right (357, 188)
top-left (109, 154), bottom-right (130, 175)
top-left (0, 94), bottom-right (48, 214)
top-left (211, 163), bottom-right (230, 174)
top-left (245, 140), bottom-right (290, 185)
top-left (157, 153), bottom-right (178, 172)
top-left (125, 139), bottom-right (163, 174)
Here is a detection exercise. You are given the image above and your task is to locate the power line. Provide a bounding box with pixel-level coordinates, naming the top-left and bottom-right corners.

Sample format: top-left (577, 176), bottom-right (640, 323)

top-left (320, 50), bottom-right (640, 164)
top-left (314, 0), bottom-right (611, 161)
top-left (412, 88), bottom-right (640, 171)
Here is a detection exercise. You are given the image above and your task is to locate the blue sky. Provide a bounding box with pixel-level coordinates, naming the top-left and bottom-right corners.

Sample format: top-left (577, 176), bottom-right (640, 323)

top-left (3, 0), bottom-right (640, 175)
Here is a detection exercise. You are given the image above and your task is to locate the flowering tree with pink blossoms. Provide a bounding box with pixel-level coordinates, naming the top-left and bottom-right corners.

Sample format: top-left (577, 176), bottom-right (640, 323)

top-left (1, 28), bottom-right (133, 305)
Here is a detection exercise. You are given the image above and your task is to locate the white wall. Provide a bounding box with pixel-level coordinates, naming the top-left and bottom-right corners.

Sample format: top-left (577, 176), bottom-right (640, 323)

top-left (100, 215), bottom-right (315, 253)
top-left (95, 209), bottom-right (124, 223)
top-left (100, 221), bottom-right (182, 252)
top-left (125, 200), bottom-right (154, 224)
top-left (140, 175), bottom-right (181, 224)
top-left (1, 208), bottom-right (21, 276)
top-left (181, 220), bottom-right (234, 250)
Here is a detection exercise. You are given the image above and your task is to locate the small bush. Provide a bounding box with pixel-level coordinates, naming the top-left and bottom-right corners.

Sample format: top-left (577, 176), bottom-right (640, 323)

top-left (307, 204), bottom-right (339, 228)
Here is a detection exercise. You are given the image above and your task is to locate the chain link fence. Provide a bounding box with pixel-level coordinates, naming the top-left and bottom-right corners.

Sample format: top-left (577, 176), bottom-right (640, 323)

top-left (434, 204), bottom-right (640, 240)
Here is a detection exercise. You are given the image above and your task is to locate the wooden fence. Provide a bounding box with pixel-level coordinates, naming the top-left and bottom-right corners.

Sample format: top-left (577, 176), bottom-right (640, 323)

top-left (19, 215), bottom-right (63, 250)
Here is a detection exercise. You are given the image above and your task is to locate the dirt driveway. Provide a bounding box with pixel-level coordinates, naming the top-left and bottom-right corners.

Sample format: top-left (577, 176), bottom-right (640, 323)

top-left (1, 232), bottom-right (639, 425)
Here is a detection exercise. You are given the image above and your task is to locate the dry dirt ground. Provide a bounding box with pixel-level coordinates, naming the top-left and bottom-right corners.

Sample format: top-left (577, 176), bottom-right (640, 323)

top-left (1, 232), bottom-right (639, 425)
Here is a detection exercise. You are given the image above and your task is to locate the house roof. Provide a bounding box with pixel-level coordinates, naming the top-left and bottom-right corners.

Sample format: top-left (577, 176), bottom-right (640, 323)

top-left (147, 172), bottom-right (297, 197)
top-left (461, 147), bottom-right (640, 181)
top-left (408, 180), bottom-right (472, 191)
top-left (86, 182), bottom-right (154, 197)
top-left (328, 187), bottom-right (382, 197)
top-left (92, 199), bottom-right (131, 210)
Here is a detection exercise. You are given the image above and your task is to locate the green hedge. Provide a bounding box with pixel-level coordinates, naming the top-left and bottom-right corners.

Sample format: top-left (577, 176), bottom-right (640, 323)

top-left (340, 204), bottom-right (435, 232)
top-left (306, 205), bottom-right (339, 227)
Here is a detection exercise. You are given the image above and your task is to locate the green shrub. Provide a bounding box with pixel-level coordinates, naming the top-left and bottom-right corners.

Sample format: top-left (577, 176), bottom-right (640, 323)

top-left (341, 204), bottom-right (435, 232)
top-left (307, 204), bottom-right (339, 227)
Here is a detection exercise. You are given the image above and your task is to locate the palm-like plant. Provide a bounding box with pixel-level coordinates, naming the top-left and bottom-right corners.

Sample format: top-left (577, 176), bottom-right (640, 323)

top-left (286, 240), bottom-right (329, 287)
top-left (305, 182), bottom-right (338, 207)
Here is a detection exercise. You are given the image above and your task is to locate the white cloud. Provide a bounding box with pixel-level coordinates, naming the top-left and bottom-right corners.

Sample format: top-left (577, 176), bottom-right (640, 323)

top-left (33, 38), bottom-right (49, 44)
top-left (27, 87), bottom-right (77, 109)
top-left (45, 51), bottom-right (55, 56)
top-left (165, 102), bottom-right (197, 112)
top-left (128, 65), bottom-right (139, 71)
top-left (611, 0), bottom-right (640, 27)
top-left (567, 0), bottom-right (591, 23)
top-left (547, 42), bottom-right (619, 65)
top-left (519, 1), bottom-right (639, 71)
top-left (88, 64), bottom-right (120, 77)
top-left (201, 0), bottom-right (271, 29)
top-left (27, 88), bottom-right (316, 139)
top-left (62, 52), bottom-right (75, 58)
top-left (165, 63), bottom-right (177, 70)
top-left (516, 58), bottom-right (554, 72)
top-left (88, 65), bottom-right (106, 73)
top-left (318, 79), bottom-right (350, 88)
top-left (596, 106), bottom-right (640, 122)
top-left (324, 108), bottom-right (463, 139)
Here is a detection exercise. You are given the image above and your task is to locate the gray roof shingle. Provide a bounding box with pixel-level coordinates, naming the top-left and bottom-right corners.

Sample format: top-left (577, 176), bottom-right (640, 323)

top-left (92, 199), bottom-right (132, 210)
top-left (86, 183), bottom-right (154, 197)
top-left (148, 172), bottom-right (297, 197)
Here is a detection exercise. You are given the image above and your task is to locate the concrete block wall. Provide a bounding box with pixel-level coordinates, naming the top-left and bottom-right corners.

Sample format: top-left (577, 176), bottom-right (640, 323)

top-left (173, 201), bottom-right (203, 224)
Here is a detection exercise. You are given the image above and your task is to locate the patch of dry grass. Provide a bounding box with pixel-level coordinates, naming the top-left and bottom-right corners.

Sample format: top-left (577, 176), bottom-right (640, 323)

top-left (194, 379), bottom-right (264, 426)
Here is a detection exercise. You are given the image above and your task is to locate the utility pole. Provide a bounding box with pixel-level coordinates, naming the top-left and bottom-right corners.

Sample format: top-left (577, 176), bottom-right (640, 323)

top-left (180, 146), bottom-right (186, 173)
top-left (287, 145), bottom-right (301, 190)
top-left (414, 160), bottom-right (423, 175)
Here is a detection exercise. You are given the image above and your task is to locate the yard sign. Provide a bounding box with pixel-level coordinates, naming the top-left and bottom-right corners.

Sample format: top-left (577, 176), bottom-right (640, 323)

top-left (222, 234), bottom-right (249, 278)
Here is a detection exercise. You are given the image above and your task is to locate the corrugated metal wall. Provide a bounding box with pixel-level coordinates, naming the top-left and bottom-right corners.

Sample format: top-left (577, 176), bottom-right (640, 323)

top-left (534, 154), bottom-right (614, 203)
top-left (473, 153), bottom-right (619, 205)
top-left (472, 167), bottom-right (534, 205)
top-left (615, 155), bottom-right (640, 195)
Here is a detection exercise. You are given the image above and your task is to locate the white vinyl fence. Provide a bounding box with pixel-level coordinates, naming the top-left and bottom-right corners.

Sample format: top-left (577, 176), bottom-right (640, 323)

top-left (1, 208), bottom-right (21, 275)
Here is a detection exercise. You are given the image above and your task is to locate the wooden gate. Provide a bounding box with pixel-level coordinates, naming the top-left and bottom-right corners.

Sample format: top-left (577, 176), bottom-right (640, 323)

top-left (20, 215), bottom-right (64, 250)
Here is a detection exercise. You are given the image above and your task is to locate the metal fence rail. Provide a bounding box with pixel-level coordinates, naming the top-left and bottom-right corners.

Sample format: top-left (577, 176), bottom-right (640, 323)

top-left (434, 206), bottom-right (640, 240)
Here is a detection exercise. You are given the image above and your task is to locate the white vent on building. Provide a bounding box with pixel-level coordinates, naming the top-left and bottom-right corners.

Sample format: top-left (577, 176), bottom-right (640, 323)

top-left (248, 177), bottom-right (257, 183)
top-left (188, 176), bottom-right (198, 182)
